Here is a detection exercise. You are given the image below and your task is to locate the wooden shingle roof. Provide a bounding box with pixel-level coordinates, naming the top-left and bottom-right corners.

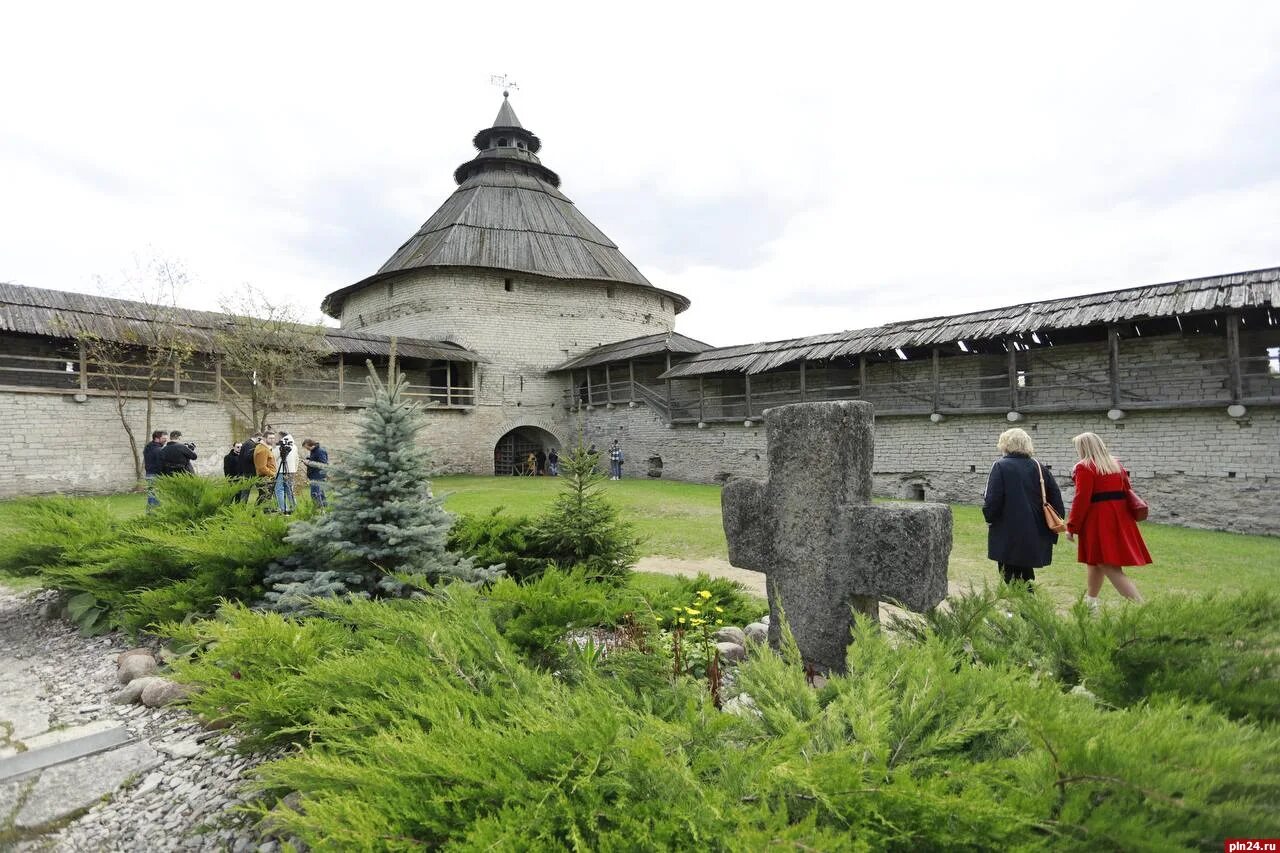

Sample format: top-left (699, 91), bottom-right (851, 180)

top-left (0, 283), bottom-right (488, 363)
top-left (552, 332), bottom-right (713, 372)
top-left (322, 97), bottom-right (690, 319)
top-left (661, 266), bottom-right (1280, 379)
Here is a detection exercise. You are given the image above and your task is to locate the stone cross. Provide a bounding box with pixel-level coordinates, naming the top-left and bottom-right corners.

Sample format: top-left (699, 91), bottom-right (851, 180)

top-left (722, 401), bottom-right (952, 673)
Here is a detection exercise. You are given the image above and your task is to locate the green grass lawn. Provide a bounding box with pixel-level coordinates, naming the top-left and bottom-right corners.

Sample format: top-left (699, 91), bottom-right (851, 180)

top-left (3, 477), bottom-right (1276, 607)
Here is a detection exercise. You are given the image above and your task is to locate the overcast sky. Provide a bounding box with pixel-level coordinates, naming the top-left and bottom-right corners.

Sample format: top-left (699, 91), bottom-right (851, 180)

top-left (3, 2), bottom-right (1279, 347)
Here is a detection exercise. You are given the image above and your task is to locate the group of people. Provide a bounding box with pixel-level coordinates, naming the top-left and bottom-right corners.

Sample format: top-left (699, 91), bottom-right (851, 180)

top-left (983, 428), bottom-right (1151, 610)
top-left (518, 447), bottom-right (561, 477)
top-left (141, 428), bottom-right (328, 513)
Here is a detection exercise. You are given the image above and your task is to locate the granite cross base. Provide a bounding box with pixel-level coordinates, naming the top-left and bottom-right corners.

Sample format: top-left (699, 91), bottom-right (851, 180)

top-left (722, 401), bottom-right (952, 674)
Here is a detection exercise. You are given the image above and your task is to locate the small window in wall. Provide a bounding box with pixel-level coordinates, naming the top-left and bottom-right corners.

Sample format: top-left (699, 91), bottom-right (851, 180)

top-left (606, 286), bottom-right (616, 299)
top-left (1017, 370), bottom-right (1027, 388)
top-left (497, 137), bottom-right (509, 147)
top-left (504, 278), bottom-right (514, 292)
top-left (387, 280), bottom-right (395, 299)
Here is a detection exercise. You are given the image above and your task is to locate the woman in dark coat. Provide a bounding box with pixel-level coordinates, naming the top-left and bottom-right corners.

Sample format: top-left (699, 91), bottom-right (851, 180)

top-left (982, 427), bottom-right (1065, 585)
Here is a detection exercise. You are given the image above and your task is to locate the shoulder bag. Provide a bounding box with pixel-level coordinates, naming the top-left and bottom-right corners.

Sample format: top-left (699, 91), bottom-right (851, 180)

top-left (1037, 461), bottom-right (1068, 534)
top-left (1123, 471), bottom-right (1149, 522)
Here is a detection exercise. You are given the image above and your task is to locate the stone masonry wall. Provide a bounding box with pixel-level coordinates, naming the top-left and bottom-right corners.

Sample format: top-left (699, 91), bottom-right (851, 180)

top-left (580, 400), bottom-right (1280, 536)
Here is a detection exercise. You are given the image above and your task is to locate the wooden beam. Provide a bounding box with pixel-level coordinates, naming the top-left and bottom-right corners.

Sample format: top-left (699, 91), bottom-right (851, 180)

top-left (214, 356), bottom-right (222, 403)
top-left (568, 369), bottom-right (575, 409)
top-left (665, 353), bottom-right (673, 417)
top-left (337, 357), bottom-right (344, 406)
top-left (173, 360), bottom-right (182, 396)
top-left (744, 372), bottom-right (753, 419)
top-left (698, 376), bottom-right (705, 422)
top-left (1007, 343), bottom-right (1019, 410)
top-left (628, 359), bottom-right (636, 401)
top-left (585, 368), bottom-right (593, 405)
top-left (1225, 311), bottom-right (1243, 403)
top-left (445, 360), bottom-right (453, 407)
top-left (1107, 326), bottom-right (1121, 408)
top-left (859, 356), bottom-right (868, 396)
top-left (799, 360), bottom-right (807, 402)
top-left (78, 341), bottom-right (88, 393)
top-left (931, 348), bottom-right (941, 412)
top-left (605, 364), bottom-right (613, 404)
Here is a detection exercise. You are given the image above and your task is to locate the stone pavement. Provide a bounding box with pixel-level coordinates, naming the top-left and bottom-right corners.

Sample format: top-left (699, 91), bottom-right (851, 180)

top-left (0, 585), bottom-right (277, 852)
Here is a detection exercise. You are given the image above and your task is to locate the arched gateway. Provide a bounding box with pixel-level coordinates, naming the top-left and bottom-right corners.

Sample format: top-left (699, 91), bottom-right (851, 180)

top-left (493, 426), bottom-right (561, 476)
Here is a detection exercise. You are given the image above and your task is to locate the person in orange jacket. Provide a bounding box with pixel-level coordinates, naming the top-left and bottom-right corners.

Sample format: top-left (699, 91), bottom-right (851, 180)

top-left (253, 431), bottom-right (279, 508)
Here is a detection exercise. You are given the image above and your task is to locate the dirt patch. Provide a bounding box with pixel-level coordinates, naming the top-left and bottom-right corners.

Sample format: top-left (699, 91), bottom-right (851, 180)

top-left (635, 557), bottom-right (765, 597)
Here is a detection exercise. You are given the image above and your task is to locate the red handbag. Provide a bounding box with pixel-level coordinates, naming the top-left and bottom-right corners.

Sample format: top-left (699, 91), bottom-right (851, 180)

top-left (1124, 471), bottom-right (1149, 522)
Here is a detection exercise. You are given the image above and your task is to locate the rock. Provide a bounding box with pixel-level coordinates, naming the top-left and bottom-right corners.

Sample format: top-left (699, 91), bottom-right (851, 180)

top-left (1069, 684), bottom-right (1098, 702)
top-left (135, 770), bottom-right (165, 796)
top-left (200, 715), bottom-right (233, 731)
top-left (743, 622), bottom-right (768, 644)
top-left (722, 693), bottom-right (761, 719)
top-left (115, 647), bottom-right (154, 666)
top-left (760, 613), bottom-right (770, 625)
top-left (712, 626), bottom-right (745, 646)
top-left (116, 653), bottom-right (158, 684)
top-left (140, 678), bottom-right (192, 708)
top-left (12, 740), bottom-right (162, 829)
top-left (715, 641), bottom-right (747, 663)
top-left (156, 737), bottom-right (202, 759)
top-left (112, 676), bottom-right (163, 705)
top-left (39, 599), bottom-right (63, 621)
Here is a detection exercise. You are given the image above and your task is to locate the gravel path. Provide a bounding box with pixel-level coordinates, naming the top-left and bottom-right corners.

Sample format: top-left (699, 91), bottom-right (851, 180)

top-left (0, 584), bottom-right (278, 852)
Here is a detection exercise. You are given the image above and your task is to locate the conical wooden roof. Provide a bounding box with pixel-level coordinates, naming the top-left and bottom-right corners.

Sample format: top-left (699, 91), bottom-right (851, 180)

top-left (323, 96), bottom-right (689, 318)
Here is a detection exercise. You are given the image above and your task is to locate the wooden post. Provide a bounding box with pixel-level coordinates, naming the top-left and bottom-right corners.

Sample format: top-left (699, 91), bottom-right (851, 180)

top-left (931, 348), bottom-right (941, 412)
top-left (799, 360), bottom-right (807, 402)
top-left (214, 356), bottom-right (222, 402)
top-left (173, 360), bottom-right (182, 396)
top-left (698, 376), bottom-right (706, 422)
top-left (78, 340), bottom-right (88, 393)
top-left (568, 369), bottom-right (575, 409)
top-left (586, 369), bottom-right (593, 406)
top-left (445, 360), bottom-right (453, 407)
top-left (605, 364), bottom-right (613, 404)
top-left (337, 357), bottom-right (344, 406)
top-left (1107, 326), bottom-right (1122, 408)
top-left (744, 372), bottom-right (753, 419)
top-left (628, 359), bottom-right (636, 401)
top-left (1007, 343), bottom-right (1019, 410)
top-left (1225, 311), bottom-right (1243, 403)
top-left (859, 356), bottom-right (868, 397)
top-left (665, 353), bottom-right (673, 416)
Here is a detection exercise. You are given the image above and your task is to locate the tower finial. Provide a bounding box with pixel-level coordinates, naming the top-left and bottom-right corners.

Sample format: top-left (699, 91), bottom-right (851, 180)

top-left (490, 73), bottom-right (519, 99)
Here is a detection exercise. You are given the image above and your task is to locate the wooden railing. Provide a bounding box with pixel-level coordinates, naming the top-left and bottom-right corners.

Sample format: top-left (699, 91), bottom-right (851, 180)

top-left (0, 352), bottom-right (476, 410)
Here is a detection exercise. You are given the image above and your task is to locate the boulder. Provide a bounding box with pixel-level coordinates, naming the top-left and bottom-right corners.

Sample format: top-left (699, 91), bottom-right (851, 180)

top-left (116, 653), bottom-right (157, 684)
top-left (140, 678), bottom-right (193, 708)
top-left (743, 622), bottom-right (768, 644)
top-left (712, 626), bottom-right (745, 646)
top-left (722, 693), bottom-right (760, 719)
top-left (116, 647), bottom-right (154, 666)
top-left (111, 676), bottom-right (163, 705)
top-left (715, 641), bottom-right (747, 664)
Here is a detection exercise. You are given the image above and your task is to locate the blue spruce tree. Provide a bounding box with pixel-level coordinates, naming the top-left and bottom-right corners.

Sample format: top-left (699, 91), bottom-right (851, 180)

top-left (263, 358), bottom-right (499, 612)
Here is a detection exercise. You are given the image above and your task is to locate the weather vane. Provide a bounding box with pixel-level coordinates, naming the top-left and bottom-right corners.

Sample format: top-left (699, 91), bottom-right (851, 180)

top-left (489, 73), bottom-right (519, 98)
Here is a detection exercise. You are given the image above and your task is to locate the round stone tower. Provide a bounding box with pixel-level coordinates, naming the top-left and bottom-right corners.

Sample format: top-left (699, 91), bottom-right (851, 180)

top-left (321, 94), bottom-right (689, 472)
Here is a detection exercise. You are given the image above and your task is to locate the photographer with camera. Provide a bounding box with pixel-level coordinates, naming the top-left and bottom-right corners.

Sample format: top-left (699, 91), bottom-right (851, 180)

top-left (253, 431), bottom-right (278, 508)
top-left (159, 429), bottom-right (197, 476)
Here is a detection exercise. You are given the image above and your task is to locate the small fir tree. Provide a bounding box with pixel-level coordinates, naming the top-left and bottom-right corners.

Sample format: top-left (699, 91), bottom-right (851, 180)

top-left (533, 444), bottom-right (639, 582)
top-left (263, 359), bottom-right (498, 610)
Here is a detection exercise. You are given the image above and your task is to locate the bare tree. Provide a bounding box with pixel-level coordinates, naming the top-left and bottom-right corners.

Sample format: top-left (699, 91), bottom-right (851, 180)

top-left (59, 257), bottom-right (198, 483)
top-left (215, 288), bottom-right (331, 432)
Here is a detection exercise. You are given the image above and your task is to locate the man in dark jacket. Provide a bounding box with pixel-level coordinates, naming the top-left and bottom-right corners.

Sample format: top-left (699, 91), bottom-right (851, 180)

top-left (159, 430), bottom-right (197, 475)
top-left (142, 430), bottom-right (168, 510)
top-left (234, 433), bottom-right (262, 503)
top-left (301, 438), bottom-right (329, 507)
top-left (223, 443), bottom-right (243, 477)
top-left (982, 428), bottom-right (1065, 586)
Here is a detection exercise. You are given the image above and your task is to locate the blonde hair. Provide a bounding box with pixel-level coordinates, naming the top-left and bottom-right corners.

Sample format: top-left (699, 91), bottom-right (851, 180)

top-left (997, 428), bottom-right (1034, 456)
top-left (1072, 432), bottom-right (1122, 475)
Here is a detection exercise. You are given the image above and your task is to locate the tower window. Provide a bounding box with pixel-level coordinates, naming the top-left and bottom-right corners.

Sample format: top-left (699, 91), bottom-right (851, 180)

top-left (497, 137), bottom-right (509, 147)
top-left (387, 280), bottom-right (395, 299)
top-left (504, 278), bottom-right (514, 292)
top-left (606, 286), bottom-right (616, 299)
top-left (517, 141), bottom-right (526, 149)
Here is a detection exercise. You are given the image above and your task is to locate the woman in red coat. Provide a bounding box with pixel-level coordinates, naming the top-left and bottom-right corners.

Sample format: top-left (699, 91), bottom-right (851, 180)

top-left (1066, 432), bottom-right (1150, 610)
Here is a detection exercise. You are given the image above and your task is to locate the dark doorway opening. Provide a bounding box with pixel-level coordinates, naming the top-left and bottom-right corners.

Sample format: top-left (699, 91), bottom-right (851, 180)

top-left (493, 426), bottom-right (559, 476)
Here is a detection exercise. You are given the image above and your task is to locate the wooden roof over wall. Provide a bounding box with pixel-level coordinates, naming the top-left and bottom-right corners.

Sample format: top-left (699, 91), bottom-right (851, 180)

top-left (552, 332), bottom-right (712, 372)
top-left (661, 266), bottom-right (1280, 379)
top-left (0, 283), bottom-right (488, 363)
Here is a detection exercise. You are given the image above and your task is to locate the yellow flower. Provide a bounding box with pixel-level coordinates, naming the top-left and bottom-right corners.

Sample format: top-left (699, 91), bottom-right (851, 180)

top-left (685, 607), bottom-right (699, 615)
top-left (697, 590), bottom-right (712, 600)
top-left (714, 606), bottom-right (724, 613)
top-left (677, 617), bottom-right (686, 625)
